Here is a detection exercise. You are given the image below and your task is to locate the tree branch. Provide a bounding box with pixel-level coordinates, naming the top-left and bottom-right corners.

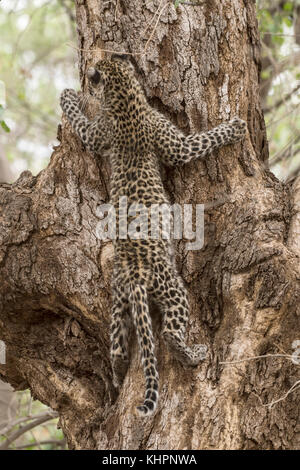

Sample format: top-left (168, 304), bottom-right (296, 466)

top-left (0, 411), bottom-right (59, 450)
top-left (12, 438), bottom-right (66, 450)
top-left (263, 83), bottom-right (300, 114)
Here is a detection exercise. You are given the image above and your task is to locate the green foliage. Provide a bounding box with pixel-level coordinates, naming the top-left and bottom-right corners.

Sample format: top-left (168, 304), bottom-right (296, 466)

top-left (283, 2), bottom-right (294, 11)
top-left (258, 0), bottom-right (300, 180)
top-left (0, 0), bottom-right (78, 175)
top-left (257, 1), bottom-right (295, 47)
top-left (1, 120), bottom-right (10, 133)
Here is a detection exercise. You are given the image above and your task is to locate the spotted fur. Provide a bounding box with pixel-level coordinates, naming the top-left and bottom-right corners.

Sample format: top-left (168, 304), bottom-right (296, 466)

top-left (60, 55), bottom-right (247, 417)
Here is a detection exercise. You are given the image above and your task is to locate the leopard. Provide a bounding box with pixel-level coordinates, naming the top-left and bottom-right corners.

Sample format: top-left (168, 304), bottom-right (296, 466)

top-left (60, 54), bottom-right (247, 417)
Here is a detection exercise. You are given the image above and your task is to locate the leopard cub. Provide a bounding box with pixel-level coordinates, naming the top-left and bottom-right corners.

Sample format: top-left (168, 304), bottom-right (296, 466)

top-left (60, 54), bottom-right (246, 416)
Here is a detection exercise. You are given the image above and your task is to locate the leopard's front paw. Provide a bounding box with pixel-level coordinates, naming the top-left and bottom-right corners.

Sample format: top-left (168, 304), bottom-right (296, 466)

top-left (229, 116), bottom-right (247, 141)
top-left (60, 88), bottom-right (79, 111)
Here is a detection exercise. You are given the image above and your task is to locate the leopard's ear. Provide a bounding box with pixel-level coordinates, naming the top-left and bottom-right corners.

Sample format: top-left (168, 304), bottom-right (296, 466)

top-left (111, 53), bottom-right (130, 62)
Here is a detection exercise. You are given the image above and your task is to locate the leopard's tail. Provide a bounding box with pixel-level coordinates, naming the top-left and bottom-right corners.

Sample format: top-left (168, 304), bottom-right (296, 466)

top-left (129, 283), bottom-right (159, 417)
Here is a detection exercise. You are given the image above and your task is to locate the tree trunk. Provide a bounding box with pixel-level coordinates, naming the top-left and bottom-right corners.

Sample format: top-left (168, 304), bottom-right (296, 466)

top-left (0, 0), bottom-right (299, 450)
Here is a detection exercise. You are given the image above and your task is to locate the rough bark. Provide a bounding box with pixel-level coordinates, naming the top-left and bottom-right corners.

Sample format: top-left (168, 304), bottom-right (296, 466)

top-left (0, 0), bottom-right (299, 450)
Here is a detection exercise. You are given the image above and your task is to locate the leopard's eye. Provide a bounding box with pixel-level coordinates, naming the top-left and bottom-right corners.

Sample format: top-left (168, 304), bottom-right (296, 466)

top-left (87, 67), bottom-right (101, 85)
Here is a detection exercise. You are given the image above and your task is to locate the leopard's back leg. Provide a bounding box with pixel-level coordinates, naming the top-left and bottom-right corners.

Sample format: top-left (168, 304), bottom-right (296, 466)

top-left (151, 264), bottom-right (205, 366)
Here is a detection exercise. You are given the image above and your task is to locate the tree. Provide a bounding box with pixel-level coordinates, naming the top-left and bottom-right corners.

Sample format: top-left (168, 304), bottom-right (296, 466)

top-left (0, 0), bottom-right (299, 450)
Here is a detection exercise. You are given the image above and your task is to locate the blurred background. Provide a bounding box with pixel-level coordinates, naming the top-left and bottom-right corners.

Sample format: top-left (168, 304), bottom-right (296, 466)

top-left (0, 0), bottom-right (299, 451)
top-left (0, 0), bottom-right (77, 181)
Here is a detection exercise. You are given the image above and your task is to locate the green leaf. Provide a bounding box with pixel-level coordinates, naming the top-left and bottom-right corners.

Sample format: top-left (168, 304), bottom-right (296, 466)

top-left (1, 120), bottom-right (10, 132)
top-left (261, 69), bottom-right (271, 80)
top-left (283, 2), bottom-right (293, 11)
top-left (283, 17), bottom-right (292, 27)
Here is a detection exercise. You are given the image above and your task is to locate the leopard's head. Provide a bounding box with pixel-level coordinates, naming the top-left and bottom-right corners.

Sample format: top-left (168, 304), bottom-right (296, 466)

top-left (87, 55), bottom-right (145, 114)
